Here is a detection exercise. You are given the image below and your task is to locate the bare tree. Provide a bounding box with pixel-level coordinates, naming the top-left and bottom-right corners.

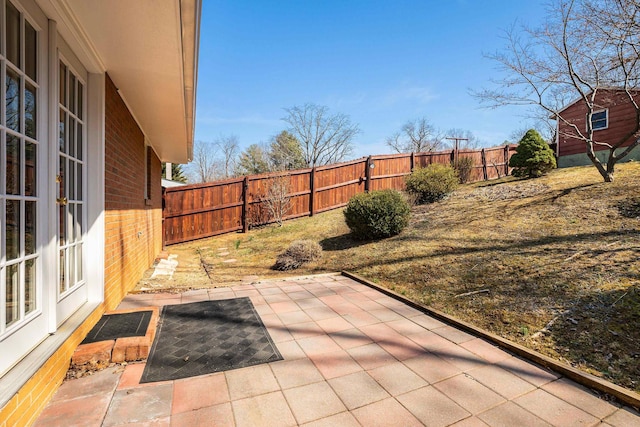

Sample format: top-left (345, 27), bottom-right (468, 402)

top-left (215, 134), bottom-right (240, 178)
top-left (283, 103), bottom-right (359, 167)
top-left (188, 140), bottom-right (221, 183)
top-left (475, 0), bottom-right (640, 182)
top-left (386, 118), bottom-right (443, 153)
top-left (263, 175), bottom-right (292, 226)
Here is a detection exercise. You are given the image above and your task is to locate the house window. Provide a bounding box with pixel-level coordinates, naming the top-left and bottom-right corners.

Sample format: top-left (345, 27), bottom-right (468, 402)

top-left (144, 145), bottom-right (152, 200)
top-left (590, 110), bottom-right (608, 131)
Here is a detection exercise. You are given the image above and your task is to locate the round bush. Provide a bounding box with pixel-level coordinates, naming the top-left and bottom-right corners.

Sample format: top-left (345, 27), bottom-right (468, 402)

top-left (404, 163), bottom-right (459, 204)
top-left (274, 240), bottom-right (322, 271)
top-left (343, 189), bottom-right (411, 240)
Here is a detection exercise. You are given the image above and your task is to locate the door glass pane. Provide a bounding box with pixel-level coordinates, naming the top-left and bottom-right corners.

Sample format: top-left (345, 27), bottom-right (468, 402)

top-left (58, 205), bottom-right (65, 246)
top-left (25, 141), bottom-right (36, 196)
top-left (25, 201), bottom-right (35, 255)
top-left (77, 164), bottom-right (82, 200)
top-left (77, 84), bottom-right (83, 120)
top-left (59, 156), bottom-right (66, 198)
top-left (68, 117), bottom-right (75, 158)
top-left (6, 69), bottom-right (20, 132)
top-left (76, 204), bottom-right (82, 239)
top-left (6, 200), bottom-right (20, 260)
top-left (76, 122), bottom-right (83, 160)
top-left (67, 204), bottom-right (74, 243)
top-left (6, 264), bottom-right (19, 326)
top-left (69, 74), bottom-right (76, 115)
top-left (25, 82), bottom-right (36, 138)
top-left (69, 241), bottom-right (75, 285)
top-left (25, 259), bottom-right (36, 314)
top-left (6, 134), bottom-right (20, 195)
top-left (77, 244), bottom-right (83, 282)
top-left (25, 21), bottom-right (37, 82)
top-left (69, 161), bottom-right (75, 202)
top-left (6, 1), bottom-right (20, 67)
top-left (59, 250), bottom-right (65, 293)
top-left (59, 110), bottom-right (66, 152)
top-left (59, 62), bottom-right (67, 107)
top-left (24, 141), bottom-right (38, 196)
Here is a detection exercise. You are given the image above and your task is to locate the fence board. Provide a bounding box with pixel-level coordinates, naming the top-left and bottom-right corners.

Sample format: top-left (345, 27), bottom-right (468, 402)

top-left (163, 145), bottom-right (517, 245)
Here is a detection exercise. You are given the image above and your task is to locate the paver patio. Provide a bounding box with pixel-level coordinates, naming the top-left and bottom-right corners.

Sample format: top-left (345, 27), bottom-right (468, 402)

top-left (35, 274), bottom-right (640, 426)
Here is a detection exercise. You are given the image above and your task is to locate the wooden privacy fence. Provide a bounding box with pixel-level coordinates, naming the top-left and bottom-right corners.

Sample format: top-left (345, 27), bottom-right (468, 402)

top-left (163, 145), bottom-right (516, 245)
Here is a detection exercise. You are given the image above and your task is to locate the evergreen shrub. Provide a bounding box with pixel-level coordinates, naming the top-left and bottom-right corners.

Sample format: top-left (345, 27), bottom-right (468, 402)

top-left (509, 129), bottom-right (557, 178)
top-left (343, 189), bottom-right (411, 240)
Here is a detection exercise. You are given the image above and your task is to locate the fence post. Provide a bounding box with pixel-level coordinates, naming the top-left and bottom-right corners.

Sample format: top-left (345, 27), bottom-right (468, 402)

top-left (365, 156), bottom-right (372, 192)
top-left (242, 176), bottom-right (249, 233)
top-left (309, 167), bottom-right (316, 216)
top-left (410, 152), bottom-right (415, 172)
top-left (161, 187), bottom-right (166, 248)
top-left (481, 148), bottom-right (488, 181)
top-left (504, 144), bottom-right (510, 177)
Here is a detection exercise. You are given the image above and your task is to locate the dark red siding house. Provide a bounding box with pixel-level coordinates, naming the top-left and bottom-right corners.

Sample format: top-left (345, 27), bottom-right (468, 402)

top-left (555, 89), bottom-right (640, 167)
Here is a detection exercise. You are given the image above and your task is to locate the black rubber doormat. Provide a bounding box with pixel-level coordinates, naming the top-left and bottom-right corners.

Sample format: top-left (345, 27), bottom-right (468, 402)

top-left (82, 311), bottom-right (152, 344)
top-left (140, 298), bottom-right (282, 383)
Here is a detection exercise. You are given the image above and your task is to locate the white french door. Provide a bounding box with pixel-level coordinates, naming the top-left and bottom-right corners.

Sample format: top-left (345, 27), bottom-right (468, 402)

top-left (55, 39), bottom-right (86, 325)
top-left (0, 0), bottom-right (48, 376)
top-left (0, 0), bottom-right (100, 379)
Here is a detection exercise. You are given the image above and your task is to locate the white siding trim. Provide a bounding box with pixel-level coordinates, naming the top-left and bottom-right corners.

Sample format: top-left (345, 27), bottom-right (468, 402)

top-left (85, 72), bottom-right (104, 303)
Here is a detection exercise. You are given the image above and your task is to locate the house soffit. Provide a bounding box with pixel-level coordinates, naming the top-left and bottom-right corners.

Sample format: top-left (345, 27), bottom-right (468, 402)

top-left (37, 0), bottom-right (200, 163)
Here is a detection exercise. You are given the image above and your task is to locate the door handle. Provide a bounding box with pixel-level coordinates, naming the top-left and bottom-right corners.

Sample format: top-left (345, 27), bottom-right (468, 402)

top-left (56, 197), bottom-right (68, 206)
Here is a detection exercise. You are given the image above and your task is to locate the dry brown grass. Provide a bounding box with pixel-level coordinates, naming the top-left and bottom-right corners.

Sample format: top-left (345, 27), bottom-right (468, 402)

top-left (167, 162), bottom-right (640, 392)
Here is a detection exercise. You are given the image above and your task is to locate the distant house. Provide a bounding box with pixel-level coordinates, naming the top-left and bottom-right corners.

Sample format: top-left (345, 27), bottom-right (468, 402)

top-left (555, 89), bottom-right (640, 167)
top-left (0, 0), bottom-right (200, 424)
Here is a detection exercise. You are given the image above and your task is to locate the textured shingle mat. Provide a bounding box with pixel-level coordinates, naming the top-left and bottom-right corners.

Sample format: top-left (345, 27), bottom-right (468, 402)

top-left (140, 298), bottom-right (282, 383)
top-left (82, 311), bottom-right (152, 344)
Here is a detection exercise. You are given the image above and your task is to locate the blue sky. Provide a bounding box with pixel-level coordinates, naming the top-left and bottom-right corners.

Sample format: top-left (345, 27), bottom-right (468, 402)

top-left (194, 0), bottom-right (549, 158)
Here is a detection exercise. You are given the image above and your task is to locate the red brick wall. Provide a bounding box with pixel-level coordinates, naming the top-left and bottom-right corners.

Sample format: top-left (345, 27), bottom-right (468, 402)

top-left (104, 74), bottom-right (162, 310)
top-left (558, 90), bottom-right (640, 156)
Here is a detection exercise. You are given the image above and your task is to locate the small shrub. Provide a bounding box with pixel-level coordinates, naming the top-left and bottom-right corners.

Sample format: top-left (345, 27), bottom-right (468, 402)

top-left (509, 129), bottom-right (557, 178)
top-left (273, 240), bottom-right (322, 271)
top-left (454, 156), bottom-right (474, 184)
top-left (405, 164), bottom-right (459, 203)
top-left (343, 189), bottom-right (411, 240)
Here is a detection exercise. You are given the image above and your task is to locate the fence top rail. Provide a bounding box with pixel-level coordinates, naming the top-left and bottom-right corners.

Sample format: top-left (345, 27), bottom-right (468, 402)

top-left (315, 158), bottom-right (368, 172)
top-left (247, 168), bottom-right (313, 181)
top-left (164, 176), bottom-right (245, 192)
top-left (370, 152), bottom-right (413, 161)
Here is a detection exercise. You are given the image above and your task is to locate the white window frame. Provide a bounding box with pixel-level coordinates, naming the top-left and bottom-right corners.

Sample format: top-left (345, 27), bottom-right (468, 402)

top-left (589, 109), bottom-right (608, 131)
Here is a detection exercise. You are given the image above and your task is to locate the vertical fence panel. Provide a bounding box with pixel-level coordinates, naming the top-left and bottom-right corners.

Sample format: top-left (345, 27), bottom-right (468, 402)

top-left (163, 145), bottom-right (517, 245)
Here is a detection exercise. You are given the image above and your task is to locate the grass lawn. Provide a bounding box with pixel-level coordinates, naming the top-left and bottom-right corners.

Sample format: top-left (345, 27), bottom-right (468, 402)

top-left (169, 162), bottom-right (640, 393)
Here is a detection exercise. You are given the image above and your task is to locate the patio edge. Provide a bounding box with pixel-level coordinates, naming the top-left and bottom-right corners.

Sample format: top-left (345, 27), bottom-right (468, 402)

top-left (341, 270), bottom-right (640, 410)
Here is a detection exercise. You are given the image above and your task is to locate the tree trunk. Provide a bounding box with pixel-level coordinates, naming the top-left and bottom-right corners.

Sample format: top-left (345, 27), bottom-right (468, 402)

top-left (586, 146), bottom-right (613, 182)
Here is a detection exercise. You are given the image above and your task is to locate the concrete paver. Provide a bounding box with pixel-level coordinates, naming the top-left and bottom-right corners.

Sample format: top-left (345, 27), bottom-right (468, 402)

top-left (35, 274), bottom-right (640, 426)
top-left (328, 371), bottom-right (390, 410)
top-left (396, 386), bottom-right (471, 426)
top-left (283, 382), bottom-right (346, 424)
